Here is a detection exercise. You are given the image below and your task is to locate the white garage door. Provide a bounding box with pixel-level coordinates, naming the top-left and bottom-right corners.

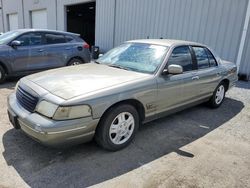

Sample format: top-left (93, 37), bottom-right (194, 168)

top-left (8, 13), bottom-right (18, 31)
top-left (31, 9), bottom-right (47, 29)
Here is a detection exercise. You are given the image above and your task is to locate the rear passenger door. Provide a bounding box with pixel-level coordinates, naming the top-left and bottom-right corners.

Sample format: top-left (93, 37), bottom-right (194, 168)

top-left (190, 46), bottom-right (221, 98)
top-left (44, 32), bottom-right (71, 68)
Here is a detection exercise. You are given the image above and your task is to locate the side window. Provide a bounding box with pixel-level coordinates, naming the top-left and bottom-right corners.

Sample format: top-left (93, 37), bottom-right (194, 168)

top-left (15, 33), bottom-right (42, 46)
top-left (44, 33), bottom-right (66, 44)
top-left (65, 35), bottom-right (75, 42)
top-left (193, 47), bottom-right (209, 69)
top-left (206, 49), bottom-right (217, 67)
top-left (168, 46), bottom-right (193, 72)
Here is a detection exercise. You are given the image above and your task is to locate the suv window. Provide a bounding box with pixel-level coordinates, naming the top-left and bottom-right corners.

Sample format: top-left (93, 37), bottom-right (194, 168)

top-left (65, 35), bottom-right (75, 42)
top-left (206, 49), bottom-right (217, 67)
top-left (16, 33), bottom-right (43, 46)
top-left (45, 33), bottom-right (66, 44)
top-left (193, 47), bottom-right (209, 69)
top-left (168, 46), bottom-right (193, 72)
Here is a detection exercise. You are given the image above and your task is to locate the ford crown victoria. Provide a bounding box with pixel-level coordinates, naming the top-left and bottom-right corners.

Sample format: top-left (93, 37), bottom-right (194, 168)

top-left (7, 39), bottom-right (238, 151)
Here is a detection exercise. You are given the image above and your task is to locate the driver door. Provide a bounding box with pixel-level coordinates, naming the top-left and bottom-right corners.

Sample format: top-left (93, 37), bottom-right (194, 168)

top-left (156, 46), bottom-right (197, 115)
top-left (10, 32), bottom-right (47, 72)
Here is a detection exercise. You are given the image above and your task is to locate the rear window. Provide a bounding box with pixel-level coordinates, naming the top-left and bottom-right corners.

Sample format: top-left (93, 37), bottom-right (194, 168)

top-left (44, 33), bottom-right (66, 44)
top-left (65, 35), bottom-right (75, 42)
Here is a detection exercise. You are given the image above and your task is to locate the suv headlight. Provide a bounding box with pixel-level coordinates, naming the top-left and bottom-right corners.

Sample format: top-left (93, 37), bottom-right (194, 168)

top-left (36, 100), bottom-right (92, 120)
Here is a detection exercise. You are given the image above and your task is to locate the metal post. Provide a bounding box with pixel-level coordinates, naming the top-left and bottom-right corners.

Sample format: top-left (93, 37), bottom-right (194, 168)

top-left (236, 0), bottom-right (250, 73)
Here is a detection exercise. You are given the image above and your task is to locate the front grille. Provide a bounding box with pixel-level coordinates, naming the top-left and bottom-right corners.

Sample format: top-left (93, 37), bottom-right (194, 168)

top-left (16, 86), bottom-right (39, 112)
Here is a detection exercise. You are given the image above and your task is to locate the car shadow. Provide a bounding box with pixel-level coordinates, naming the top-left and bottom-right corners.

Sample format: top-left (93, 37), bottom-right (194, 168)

top-left (236, 80), bottom-right (250, 90)
top-left (0, 77), bottom-right (21, 89)
top-left (2, 97), bottom-right (244, 188)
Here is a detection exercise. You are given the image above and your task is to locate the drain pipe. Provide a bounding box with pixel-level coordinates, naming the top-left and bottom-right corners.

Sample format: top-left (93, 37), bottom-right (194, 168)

top-left (236, 0), bottom-right (250, 73)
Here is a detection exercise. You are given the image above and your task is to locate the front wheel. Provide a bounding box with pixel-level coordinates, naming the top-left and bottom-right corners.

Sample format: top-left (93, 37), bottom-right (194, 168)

top-left (67, 58), bottom-right (83, 66)
top-left (0, 65), bottom-right (6, 84)
top-left (208, 82), bottom-right (226, 108)
top-left (95, 104), bottom-right (139, 151)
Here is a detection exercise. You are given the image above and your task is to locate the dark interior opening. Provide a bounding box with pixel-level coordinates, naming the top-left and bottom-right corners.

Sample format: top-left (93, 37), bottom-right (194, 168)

top-left (66, 2), bottom-right (96, 46)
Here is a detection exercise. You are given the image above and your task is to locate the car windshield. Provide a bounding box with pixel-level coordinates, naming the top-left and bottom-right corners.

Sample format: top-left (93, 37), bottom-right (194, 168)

top-left (97, 43), bottom-right (169, 74)
top-left (0, 31), bottom-right (21, 45)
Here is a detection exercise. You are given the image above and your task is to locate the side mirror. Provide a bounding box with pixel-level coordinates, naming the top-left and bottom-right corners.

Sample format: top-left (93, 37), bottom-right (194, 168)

top-left (98, 54), bottom-right (103, 58)
top-left (10, 40), bottom-right (21, 48)
top-left (164, 64), bottom-right (183, 75)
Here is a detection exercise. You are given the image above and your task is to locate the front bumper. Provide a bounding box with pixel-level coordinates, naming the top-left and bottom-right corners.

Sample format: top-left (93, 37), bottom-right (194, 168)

top-left (7, 93), bottom-right (99, 147)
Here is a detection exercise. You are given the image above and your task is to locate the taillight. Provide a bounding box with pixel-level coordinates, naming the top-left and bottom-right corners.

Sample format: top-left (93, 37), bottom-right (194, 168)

top-left (83, 43), bottom-right (90, 49)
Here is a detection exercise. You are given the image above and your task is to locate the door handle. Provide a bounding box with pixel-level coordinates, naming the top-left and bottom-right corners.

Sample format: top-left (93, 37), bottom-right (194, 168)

top-left (65, 47), bottom-right (71, 50)
top-left (37, 49), bottom-right (44, 52)
top-left (192, 76), bottom-right (199, 80)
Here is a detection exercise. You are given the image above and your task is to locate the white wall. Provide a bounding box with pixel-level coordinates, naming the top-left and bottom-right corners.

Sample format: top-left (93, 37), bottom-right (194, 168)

top-left (8, 13), bottom-right (18, 30)
top-left (2, 0), bottom-right (24, 31)
top-left (31, 9), bottom-right (47, 29)
top-left (23, 0), bottom-right (56, 30)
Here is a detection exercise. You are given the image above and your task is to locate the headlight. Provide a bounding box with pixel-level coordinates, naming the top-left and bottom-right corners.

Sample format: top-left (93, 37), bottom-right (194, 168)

top-left (53, 105), bottom-right (92, 120)
top-left (36, 100), bottom-right (92, 120)
top-left (36, 100), bottom-right (59, 118)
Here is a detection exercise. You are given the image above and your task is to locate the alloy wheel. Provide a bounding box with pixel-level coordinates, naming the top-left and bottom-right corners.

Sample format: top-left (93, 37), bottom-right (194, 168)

top-left (215, 85), bottom-right (225, 105)
top-left (109, 112), bottom-right (135, 145)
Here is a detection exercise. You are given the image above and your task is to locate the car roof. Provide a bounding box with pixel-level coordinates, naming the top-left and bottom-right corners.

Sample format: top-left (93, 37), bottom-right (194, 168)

top-left (12, 29), bottom-right (80, 36)
top-left (127, 39), bottom-right (205, 47)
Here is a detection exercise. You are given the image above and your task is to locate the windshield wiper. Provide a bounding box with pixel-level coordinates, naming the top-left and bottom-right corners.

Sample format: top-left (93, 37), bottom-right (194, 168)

top-left (108, 64), bottom-right (131, 71)
top-left (93, 60), bottom-right (100, 64)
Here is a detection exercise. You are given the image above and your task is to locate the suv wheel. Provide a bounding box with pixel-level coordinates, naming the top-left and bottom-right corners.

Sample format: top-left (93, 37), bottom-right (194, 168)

top-left (67, 58), bottom-right (83, 66)
top-left (0, 65), bottom-right (6, 84)
top-left (208, 82), bottom-right (226, 108)
top-left (95, 104), bottom-right (139, 151)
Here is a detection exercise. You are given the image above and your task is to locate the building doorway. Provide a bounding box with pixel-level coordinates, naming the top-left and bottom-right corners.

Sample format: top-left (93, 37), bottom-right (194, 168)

top-left (66, 2), bottom-right (96, 46)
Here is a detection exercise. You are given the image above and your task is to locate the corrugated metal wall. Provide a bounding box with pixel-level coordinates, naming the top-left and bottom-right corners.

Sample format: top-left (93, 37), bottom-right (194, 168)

top-left (95, 0), bottom-right (115, 51)
top-left (96, 0), bottom-right (248, 66)
top-left (240, 18), bottom-right (250, 79)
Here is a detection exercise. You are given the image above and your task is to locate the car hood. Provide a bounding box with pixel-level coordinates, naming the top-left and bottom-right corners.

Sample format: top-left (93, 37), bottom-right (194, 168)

top-left (26, 63), bottom-right (150, 100)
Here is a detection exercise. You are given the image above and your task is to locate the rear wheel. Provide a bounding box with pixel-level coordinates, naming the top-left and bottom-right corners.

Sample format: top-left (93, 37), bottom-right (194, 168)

top-left (67, 58), bottom-right (83, 66)
top-left (95, 104), bottom-right (139, 151)
top-left (0, 65), bottom-right (6, 84)
top-left (208, 82), bottom-right (226, 108)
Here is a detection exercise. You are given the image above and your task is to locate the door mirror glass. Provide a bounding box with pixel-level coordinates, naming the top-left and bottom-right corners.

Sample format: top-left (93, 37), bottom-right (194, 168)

top-left (10, 40), bottom-right (21, 47)
top-left (167, 64), bottom-right (183, 74)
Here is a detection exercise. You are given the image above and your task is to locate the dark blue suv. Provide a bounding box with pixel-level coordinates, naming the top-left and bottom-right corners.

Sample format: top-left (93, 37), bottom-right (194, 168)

top-left (0, 29), bottom-right (91, 83)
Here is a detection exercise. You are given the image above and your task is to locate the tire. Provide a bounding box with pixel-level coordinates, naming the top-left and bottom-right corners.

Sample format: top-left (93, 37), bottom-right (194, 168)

top-left (67, 58), bottom-right (83, 66)
top-left (208, 82), bottom-right (226, 108)
top-left (0, 65), bottom-right (6, 84)
top-left (95, 104), bottom-right (140, 151)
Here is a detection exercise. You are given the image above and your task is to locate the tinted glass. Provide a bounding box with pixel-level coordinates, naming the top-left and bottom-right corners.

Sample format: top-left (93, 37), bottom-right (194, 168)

top-left (45, 33), bottom-right (66, 44)
top-left (168, 46), bottom-right (193, 72)
top-left (65, 35), bottom-right (75, 42)
top-left (206, 49), bottom-right (217, 67)
top-left (16, 33), bottom-right (42, 46)
top-left (193, 47), bottom-right (209, 69)
top-left (98, 43), bottom-right (168, 74)
top-left (0, 30), bottom-right (20, 45)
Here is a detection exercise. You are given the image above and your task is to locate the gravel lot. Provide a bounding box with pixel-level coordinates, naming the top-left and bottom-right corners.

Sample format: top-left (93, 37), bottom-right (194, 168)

top-left (0, 79), bottom-right (249, 188)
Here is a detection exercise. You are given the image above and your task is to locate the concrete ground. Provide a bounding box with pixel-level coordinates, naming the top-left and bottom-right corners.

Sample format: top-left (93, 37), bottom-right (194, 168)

top-left (0, 79), bottom-right (249, 188)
